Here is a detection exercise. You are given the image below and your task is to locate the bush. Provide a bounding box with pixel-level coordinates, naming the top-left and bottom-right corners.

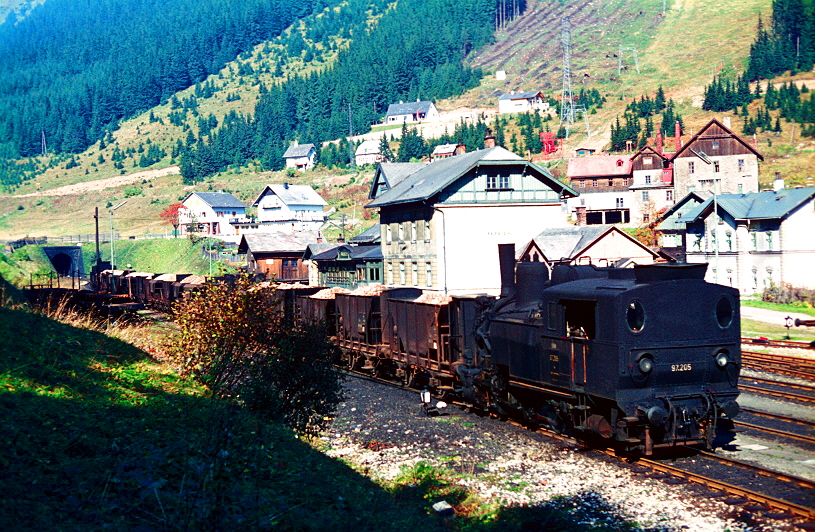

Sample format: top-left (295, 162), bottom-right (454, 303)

top-left (169, 274), bottom-right (343, 434)
top-left (762, 282), bottom-right (815, 307)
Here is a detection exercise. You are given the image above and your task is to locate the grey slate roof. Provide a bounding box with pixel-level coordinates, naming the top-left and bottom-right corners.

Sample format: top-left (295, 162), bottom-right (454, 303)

top-left (498, 91), bottom-right (542, 100)
top-left (367, 146), bottom-right (577, 208)
top-left (379, 162), bottom-right (425, 187)
top-left (186, 191), bottom-right (246, 209)
top-left (282, 143), bottom-right (316, 158)
top-left (386, 101), bottom-right (434, 117)
top-left (681, 187), bottom-right (815, 223)
top-left (523, 225), bottom-right (657, 262)
top-left (311, 244), bottom-right (382, 261)
top-left (303, 242), bottom-right (338, 260)
top-left (349, 224), bottom-right (381, 244)
top-left (252, 184), bottom-right (327, 207)
top-left (237, 232), bottom-right (320, 254)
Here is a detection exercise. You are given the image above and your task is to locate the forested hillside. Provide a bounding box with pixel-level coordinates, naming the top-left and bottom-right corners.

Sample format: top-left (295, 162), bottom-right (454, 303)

top-left (746, 0), bottom-right (815, 81)
top-left (0, 0), bottom-right (320, 158)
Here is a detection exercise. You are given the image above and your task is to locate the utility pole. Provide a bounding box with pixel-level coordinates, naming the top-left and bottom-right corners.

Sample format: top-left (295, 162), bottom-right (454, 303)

top-left (94, 207), bottom-right (101, 290)
top-left (339, 213), bottom-right (347, 243)
top-left (559, 17), bottom-right (576, 138)
top-left (618, 45), bottom-right (640, 75)
top-left (109, 200), bottom-right (127, 270)
top-left (41, 130), bottom-right (47, 157)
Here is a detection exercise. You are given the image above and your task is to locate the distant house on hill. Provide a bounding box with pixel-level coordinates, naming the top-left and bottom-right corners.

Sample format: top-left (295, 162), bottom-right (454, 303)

top-left (178, 191), bottom-right (247, 238)
top-left (431, 143), bottom-right (460, 161)
top-left (497, 91), bottom-right (549, 115)
top-left (250, 183), bottom-right (327, 233)
top-left (385, 100), bottom-right (439, 124)
top-left (355, 140), bottom-right (384, 166)
top-left (283, 143), bottom-right (316, 171)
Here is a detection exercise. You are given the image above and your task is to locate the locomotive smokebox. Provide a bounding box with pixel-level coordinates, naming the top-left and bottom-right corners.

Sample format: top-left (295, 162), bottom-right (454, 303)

top-left (515, 262), bottom-right (549, 308)
top-left (498, 244), bottom-right (516, 298)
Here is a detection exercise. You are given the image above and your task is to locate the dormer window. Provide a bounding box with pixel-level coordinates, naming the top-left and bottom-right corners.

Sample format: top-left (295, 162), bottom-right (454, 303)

top-left (643, 157), bottom-right (653, 165)
top-left (616, 159), bottom-right (623, 167)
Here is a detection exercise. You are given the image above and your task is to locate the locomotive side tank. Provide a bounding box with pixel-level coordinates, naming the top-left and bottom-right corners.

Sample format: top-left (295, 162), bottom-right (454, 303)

top-left (479, 245), bottom-right (740, 454)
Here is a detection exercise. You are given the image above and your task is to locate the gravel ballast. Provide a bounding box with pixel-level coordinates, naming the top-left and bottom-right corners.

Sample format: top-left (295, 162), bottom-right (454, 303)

top-left (322, 375), bottom-right (800, 531)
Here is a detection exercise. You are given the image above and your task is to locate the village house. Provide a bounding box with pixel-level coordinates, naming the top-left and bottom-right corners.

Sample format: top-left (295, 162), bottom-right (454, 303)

top-left (282, 143), bottom-right (317, 171)
top-left (249, 183), bottom-right (327, 233)
top-left (430, 143), bottom-right (460, 161)
top-left (237, 232), bottom-right (320, 282)
top-left (385, 100), bottom-right (440, 124)
top-left (355, 140), bottom-right (384, 166)
top-left (497, 91), bottom-right (549, 115)
top-left (309, 243), bottom-right (383, 289)
top-left (366, 140), bottom-right (578, 295)
top-left (517, 225), bottom-right (658, 272)
top-left (671, 118), bottom-right (762, 199)
top-left (565, 155), bottom-right (633, 225)
top-left (655, 190), bottom-right (711, 262)
top-left (178, 191), bottom-right (247, 239)
top-left (628, 143), bottom-right (674, 225)
top-left (679, 179), bottom-right (815, 292)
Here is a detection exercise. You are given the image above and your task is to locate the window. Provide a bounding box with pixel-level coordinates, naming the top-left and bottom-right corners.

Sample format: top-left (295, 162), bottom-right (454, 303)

top-left (399, 262), bottom-right (406, 285)
top-left (738, 184), bottom-right (743, 194)
top-left (643, 157), bottom-right (653, 165)
top-left (423, 220), bottom-right (431, 241)
top-left (592, 179), bottom-right (598, 187)
top-left (578, 180), bottom-right (585, 188)
top-left (410, 222), bottom-right (417, 242)
top-left (688, 161), bottom-right (695, 174)
top-left (411, 262), bottom-right (418, 286)
top-left (607, 178), bottom-right (613, 187)
top-left (386, 262), bottom-right (393, 284)
top-left (486, 175), bottom-right (497, 189)
top-left (712, 140), bottom-right (719, 150)
top-left (425, 262), bottom-right (432, 287)
top-left (398, 223), bottom-right (405, 241)
top-left (765, 231), bottom-right (773, 251)
top-left (645, 175), bottom-right (651, 184)
top-left (751, 232), bottom-right (757, 251)
top-left (642, 191), bottom-right (650, 202)
top-left (666, 190), bottom-right (673, 201)
top-left (738, 159), bottom-right (745, 172)
top-left (616, 197), bottom-right (624, 208)
top-left (386, 225), bottom-right (392, 243)
top-left (643, 213), bottom-right (650, 222)
top-left (499, 175), bottom-right (509, 189)
top-left (714, 161), bottom-right (720, 173)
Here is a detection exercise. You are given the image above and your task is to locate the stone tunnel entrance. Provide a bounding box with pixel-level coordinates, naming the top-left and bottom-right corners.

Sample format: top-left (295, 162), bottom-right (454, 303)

top-left (42, 246), bottom-right (85, 278)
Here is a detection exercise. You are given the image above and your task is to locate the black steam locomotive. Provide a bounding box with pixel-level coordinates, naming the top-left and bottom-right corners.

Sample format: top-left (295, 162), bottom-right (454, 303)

top-left (95, 244), bottom-right (741, 455)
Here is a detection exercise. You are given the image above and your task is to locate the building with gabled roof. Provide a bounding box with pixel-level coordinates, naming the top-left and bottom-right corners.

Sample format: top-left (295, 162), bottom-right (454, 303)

top-left (566, 155), bottom-right (633, 225)
top-left (497, 91), bottom-right (549, 115)
top-left (178, 191), bottom-right (247, 238)
top-left (355, 140), bottom-right (385, 167)
top-left (431, 143), bottom-right (459, 160)
top-left (366, 144), bottom-right (578, 294)
top-left (238, 232), bottom-right (321, 281)
top-left (655, 190), bottom-right (712, 262)
top-left (517, 225), bottom-right (658, 272)
top-left (348, 224), bottom-right (382, 245)
top-left (679, 183), bottom-right (815, 291)
top-left (629, 144), bottom-right (674, 226)
top-left (283, 143), bottom-right (317, 171)
top-left (310, 244), bottom-right (383, 289)
top-left (670, 118), bottom-right (763, 199)
top-left (385, 100), bottom-right (439, 124)
top-left (250, 183), bottom-right (327, 233)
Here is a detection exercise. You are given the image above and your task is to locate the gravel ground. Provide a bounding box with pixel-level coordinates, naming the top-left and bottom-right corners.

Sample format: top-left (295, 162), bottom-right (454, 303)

top-left (322, 375), bottom-right (802, 531)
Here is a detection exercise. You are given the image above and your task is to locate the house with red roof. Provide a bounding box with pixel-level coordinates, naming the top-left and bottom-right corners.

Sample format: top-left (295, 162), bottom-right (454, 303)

top-left (565, 155), bottom-right (633, 225)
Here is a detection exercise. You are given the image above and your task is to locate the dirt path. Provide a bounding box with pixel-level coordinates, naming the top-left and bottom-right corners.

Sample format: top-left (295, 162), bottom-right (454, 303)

top-left (12, 166), bottom-right (180, 198)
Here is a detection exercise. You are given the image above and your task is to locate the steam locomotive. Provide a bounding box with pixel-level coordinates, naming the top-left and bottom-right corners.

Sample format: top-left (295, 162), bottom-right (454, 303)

top-left (96, 245), bottom-right (741, 455)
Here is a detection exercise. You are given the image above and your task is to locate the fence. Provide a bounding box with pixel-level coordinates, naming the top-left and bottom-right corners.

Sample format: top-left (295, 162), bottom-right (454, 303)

top-left (3, 232), bottom-right (183, 252)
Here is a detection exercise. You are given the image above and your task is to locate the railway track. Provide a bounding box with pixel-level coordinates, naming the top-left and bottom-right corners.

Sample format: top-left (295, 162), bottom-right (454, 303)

top-left (743, 337), bottom-right (815, 350)
top-left (341, 368), bottom-right (815, 524)
top-left (740, 375), bottom-right (815, 404)
top-left (742, 351), bottom-right (815, 381)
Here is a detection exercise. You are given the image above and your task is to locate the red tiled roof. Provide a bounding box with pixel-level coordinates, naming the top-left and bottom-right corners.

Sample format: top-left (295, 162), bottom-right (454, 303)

top-left (566, 155), bottom-right (632, 178)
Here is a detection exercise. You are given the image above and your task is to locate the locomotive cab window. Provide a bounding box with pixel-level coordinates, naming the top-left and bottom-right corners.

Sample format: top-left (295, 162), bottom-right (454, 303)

top-left (627, 301), bottom-right (645, 332)
top-left (561, 300), bottom-right (596, 340)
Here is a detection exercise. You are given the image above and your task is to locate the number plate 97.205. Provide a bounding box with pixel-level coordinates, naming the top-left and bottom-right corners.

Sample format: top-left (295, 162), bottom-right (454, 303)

top-left (671, 363), bottom-right (692, 372)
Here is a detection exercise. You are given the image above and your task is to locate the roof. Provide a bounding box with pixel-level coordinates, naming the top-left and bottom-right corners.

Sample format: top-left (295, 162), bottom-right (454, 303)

top-left (670, 118), bottom-right (763, 161)
top-left (368, 146), bottom-right (576, 208)
top-left (522, 225), bottom-right (658, 262)
top-left (567, 155), bottom-right (633, 178)
top-left (355, 140), bottom-right (381, 156)
top-left (237, 232), bottom-right (321, 254)
top-left (349, 224), bottom-right (381, 244)
top-left (311, 244), bottom-right (382, 261)
top-left (303, 242), bottom-right (338, 260)
top-left (681, 187), bottom-right (815, 223)
top-left (658, 190), bottom-right (712, 223)
top-left (252, 184), bottom-right (327, 207)
top-left (498, 91), bottom-right (542, 100)
top-left (183, 191), bottom-right (246, 209)
top-left (432, 143), bottom-right (458, 155)
top-left (369, 161), bottom-right (427, 199)
top-left (282, 143), bottom-right (316, 158)
top-left (385, 100), bottom-right (435, 117)
top-left (629, 145), bottom-right (667, 161)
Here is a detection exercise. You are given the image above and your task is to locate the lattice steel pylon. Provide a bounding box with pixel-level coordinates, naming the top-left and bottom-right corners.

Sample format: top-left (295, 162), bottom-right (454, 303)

top-left (559, 17), bottom-right (576, 134)
top-left (618, 45), bottom-right (640, 74)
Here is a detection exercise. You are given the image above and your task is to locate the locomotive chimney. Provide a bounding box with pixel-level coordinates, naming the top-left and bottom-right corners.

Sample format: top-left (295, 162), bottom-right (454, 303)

top-left (497, 244), bottom-right (516, 298)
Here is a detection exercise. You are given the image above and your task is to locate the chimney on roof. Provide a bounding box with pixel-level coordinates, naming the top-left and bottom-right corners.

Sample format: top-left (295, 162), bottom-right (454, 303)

top-left (284, 182), bottom-right (289, 189)
top-left (675, 121), bottom-right (682, 150)
top-left (484, 128), bottom-right (496, 149)
top-left (575, 206), bottom-right (587, 226)
top-left (773, 172), bottom-right (784, 192)
top-left (655, 125), bottom-right (663, 155)
top-left (723, 116), bottom-right (731, 129)
top-left (455, 143), bottom-right (466, 156)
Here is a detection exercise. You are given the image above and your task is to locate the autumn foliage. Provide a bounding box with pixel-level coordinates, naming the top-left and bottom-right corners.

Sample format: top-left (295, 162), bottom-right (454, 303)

top-left (159, 202), bottom-right (184, 236)
top-left (169, 274), bottom-right (343, 434)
